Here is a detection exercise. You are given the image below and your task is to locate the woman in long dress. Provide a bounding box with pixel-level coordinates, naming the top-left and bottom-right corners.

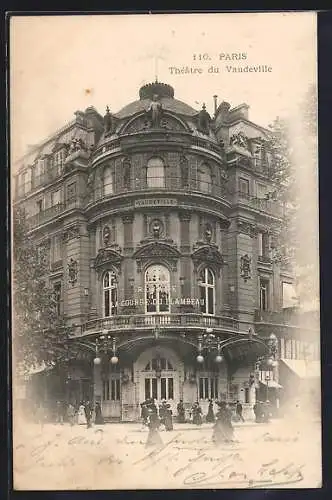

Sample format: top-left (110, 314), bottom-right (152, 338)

top-left (206, 400), bottom-right (215, 423)
top-left (77, 402), bottom-right (87, 425)
top-left (213, 402), bottom-right (235, 444)
top-left (95, 402), bottom-right (104, 425)
top-left (192, 402), bottom-right (203, 425)
top-left (145, 409), bottom-right (163, 447)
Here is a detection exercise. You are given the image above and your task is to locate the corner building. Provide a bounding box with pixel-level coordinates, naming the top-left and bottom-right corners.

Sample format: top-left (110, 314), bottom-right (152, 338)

top-left (15, 81), bottom-right (319, 421)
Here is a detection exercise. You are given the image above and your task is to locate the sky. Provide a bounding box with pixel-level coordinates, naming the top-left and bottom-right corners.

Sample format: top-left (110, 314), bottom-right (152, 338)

top-left (10, 12), bottom-right (317, 165)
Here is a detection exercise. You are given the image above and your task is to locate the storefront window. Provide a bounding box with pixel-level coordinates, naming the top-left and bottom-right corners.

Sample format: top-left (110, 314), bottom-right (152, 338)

top-left (199, 377), bottom-right (219, 399)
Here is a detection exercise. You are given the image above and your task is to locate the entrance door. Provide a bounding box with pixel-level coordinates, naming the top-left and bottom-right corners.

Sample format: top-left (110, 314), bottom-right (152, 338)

top-left (141, 354), bottom-right (178, 410)
top-left (144, 376), bottom-right (174, 401)
top-left (101, 376), bottom-right (121, 419)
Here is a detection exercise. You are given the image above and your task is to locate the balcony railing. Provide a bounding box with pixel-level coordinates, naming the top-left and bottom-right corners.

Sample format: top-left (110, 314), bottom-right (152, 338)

top-left (90, 176), bottom-right (231, 203)
top-left (236, 192), bottom-right (284, 217)
top-left (27, 197), bottom-right (84, 229)
top-left (81, 313), bottom-right (239, 335)
top-left (254, 308), bottom-right (298, 325)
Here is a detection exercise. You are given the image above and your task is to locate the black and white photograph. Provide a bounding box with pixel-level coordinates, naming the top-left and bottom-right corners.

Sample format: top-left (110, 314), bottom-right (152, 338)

top-left (10, 12), bottom-right (321, 490)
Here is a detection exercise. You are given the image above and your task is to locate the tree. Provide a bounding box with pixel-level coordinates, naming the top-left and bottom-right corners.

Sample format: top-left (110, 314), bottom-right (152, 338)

top-left (267, 84), bottom-right (319, 310)
top-left (12, 205), bottom-right (73, 375)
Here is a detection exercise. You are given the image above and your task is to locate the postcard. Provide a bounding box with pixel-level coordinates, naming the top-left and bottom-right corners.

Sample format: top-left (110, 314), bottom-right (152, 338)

top-left (10, 12), bottom-right (321, 490)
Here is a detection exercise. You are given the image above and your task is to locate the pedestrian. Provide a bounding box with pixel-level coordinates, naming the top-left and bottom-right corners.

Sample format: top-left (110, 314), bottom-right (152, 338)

top-left (192, 402), bottom-right (203, 425)
top-left (177, 400), bottom-right (186, 423)
top-left (67, 403), bottom-right (75, 427)
top-left (95, 402), bottom-right (104, 425)
top-left (77, 401), bottom-right (86, 425)
top-left (159, 400), bottom-right (167, 428)
top-left (206, 399), bottom-right (215, 423)
top-left (236, 400), bottom-right (245, 422)
top-left (140, 401), bottom-right (149, 428)
top-left (212, 401), bottom-right (235, 444)
top-left (84, 400), bottom-right (93, 429)
top-left (55, 400), bottom-right (64, 425)
top-left (164, 403), bottom-right (173, 431)
top-left (146, 408), bottom-right (163, 448)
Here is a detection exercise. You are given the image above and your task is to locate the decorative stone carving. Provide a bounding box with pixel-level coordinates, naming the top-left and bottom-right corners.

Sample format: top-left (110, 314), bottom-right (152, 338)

top-left (122, 214), bottom-right (134, 224)
top-left (237, 220), bottom-right (257, 238)
top-left (149, 219), bottom-right (164, 239)
top-left (68, 258), bottom-right (78, 286)
top-left (204, 223), bottom-right (213, 243)
top-left (133, 241), bottom-right (181, 273)
top-left (103, 226), bottom-right (111, 246)
top-left (146, 94), bottom-right (163, 128)
top-left (240, 254), bottom-right (251, 282)
top-left (63, 225), bottom-right (80, 242)
top-left (104, 106), bottom-right (114, 135)
top-left (197, 103), bottom-right (211, 135)
top-left (191, 244), bottom-right (224, 273)
top-left (180, 155), bottom-right (189, 187)
top-left (122, 157), bottom-right (131, 189)
top-left (230, 131), bottom-right (250, 150)
top-left (94, 247), bottom-right (123, 274)
top-left (178, 210), bottom-right (191, 222)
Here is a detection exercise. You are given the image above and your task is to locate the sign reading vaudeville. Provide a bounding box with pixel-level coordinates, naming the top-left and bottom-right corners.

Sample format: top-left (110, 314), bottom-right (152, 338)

top-left (134, 198), bottom-right (178, 207)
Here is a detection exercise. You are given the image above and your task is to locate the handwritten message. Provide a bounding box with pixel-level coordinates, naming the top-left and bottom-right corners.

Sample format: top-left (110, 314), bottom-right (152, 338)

top-left (13, 420), bottom-right (321, 490)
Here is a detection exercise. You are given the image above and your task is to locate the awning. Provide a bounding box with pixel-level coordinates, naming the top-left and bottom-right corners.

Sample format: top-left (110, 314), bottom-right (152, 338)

top-left (259, 380), bottom-right (283, 389)
top-left (280, 359), bottom-right (320, 379)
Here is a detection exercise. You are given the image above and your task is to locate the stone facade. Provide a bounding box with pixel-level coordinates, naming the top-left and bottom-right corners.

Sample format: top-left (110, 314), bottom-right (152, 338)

top-left (14, 82), bottom-right (320, 421)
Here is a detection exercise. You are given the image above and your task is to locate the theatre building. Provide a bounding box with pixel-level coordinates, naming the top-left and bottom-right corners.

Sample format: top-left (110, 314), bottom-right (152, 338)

top-left (14, 81), bottom-right (320, 421)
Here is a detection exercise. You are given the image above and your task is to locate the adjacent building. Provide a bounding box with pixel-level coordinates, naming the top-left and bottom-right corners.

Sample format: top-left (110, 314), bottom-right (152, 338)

top-left (14, 81), bottom-right (320, 421)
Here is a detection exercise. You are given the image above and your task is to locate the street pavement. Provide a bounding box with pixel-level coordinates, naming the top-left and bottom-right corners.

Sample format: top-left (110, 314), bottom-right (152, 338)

top-left (12, 416), bottom-right (322, 490)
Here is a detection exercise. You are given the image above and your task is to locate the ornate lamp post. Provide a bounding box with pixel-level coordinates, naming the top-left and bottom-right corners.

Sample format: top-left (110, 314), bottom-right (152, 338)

top-left (196, 328), bottom-right (224, 364)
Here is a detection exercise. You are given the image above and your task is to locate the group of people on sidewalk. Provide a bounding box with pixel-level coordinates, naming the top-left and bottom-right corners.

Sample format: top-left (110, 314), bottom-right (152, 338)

top-left (176, 399), bottom-right (246, 425)
top-left (140, 398), bottom-right (174, 432)
top-left (35, 400), bottom-right (105, 429)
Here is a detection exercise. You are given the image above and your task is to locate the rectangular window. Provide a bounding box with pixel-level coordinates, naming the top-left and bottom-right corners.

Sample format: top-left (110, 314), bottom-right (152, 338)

top-left (207, 287), bottom-right (214, 315)
top-left (36, 199), bottom-right (43, 213)
top-left (239, 178), bottom-right (250, 197)
top-left (66, 182), bottom-right (77, 203)
top-left (102, 381), bottom-right (110, 401)
top-left (256, 183), bottom-right (267, 199)
top-left (104, 290), bottom-right (110, 317)
top-left (161, 378), bottom-right (166, 400)
top-left (52, 235), bottom-right (62, 263)
top-left (282, 282), bottom-right (298, 308)
top-left (168, 378), bottom-right (174, 400)
top-left (145, 379), bottom-right (151, 401)
top-left (51, 190), bottom-right (61, 206)
top-left (259, 278), bottom-right (269, 311)
top-left (199, 377), bottom-right (219, 400)
top-left (245, 388), bottom-right (250, 403)
top-left (258, 233), bottom-right (263, 257)
top-left (53, 282), bottom-right (62, 316)
top-left (152, 378), bottom-right (158, 400)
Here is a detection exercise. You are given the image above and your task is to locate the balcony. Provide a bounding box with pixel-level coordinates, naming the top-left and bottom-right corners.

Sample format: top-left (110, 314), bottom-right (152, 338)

top-left (235, 192), bottom-right (284, 218)
top-left (27, 197), bottom-right (85, 229)
top-left (80, 313), bottom-right (239, 335)
top-left (254, 308), bottom-right (298, 326)
top-left (90, 176), bottom-right (230, 204)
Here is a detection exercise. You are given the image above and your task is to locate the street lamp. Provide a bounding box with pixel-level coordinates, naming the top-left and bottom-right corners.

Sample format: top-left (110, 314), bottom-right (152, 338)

top-left (265, 374), bottom-right (270, 401)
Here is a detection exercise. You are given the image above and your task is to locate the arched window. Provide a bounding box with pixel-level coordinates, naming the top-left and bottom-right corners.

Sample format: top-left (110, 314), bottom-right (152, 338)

top-left (145, 264), bottom-right (170, 313)
top-left (146, 157), bottom-right (165, 188)
top-left (104, 166), bottom-right (114, 195)
top-left (199, 267), bottom-right (215, 315)
top-left (198, 163), bottom-right (212, 193)
top-left (103, 271), bottom-right (118, 317)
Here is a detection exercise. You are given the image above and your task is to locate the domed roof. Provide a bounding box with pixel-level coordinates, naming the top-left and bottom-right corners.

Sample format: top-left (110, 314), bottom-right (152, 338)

top-left (114, 81), bottom-right (198, 119)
